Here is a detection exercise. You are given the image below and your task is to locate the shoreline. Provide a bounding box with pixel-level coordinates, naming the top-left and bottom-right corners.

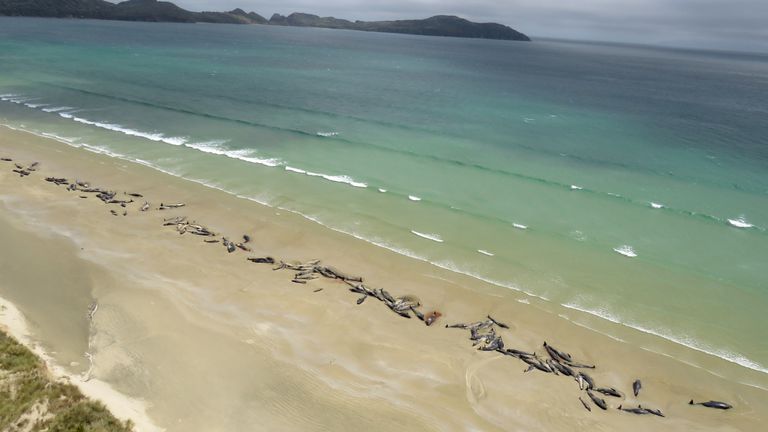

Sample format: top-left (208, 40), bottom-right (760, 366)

top-left (5, 120), bottom-right (766, 380)
top-left (1, 125), bottom-right (766, 431)
top-left (0, 124), bottom-right (768, 382)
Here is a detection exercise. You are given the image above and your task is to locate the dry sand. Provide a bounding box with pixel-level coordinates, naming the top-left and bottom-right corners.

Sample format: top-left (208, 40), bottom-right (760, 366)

top-left (0, 126), bottom-right (766, 431)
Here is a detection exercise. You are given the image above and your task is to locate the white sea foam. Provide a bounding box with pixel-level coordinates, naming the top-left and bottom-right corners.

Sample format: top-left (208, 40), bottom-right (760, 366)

top-left (410, 230), bottom-right (443, 243)
top-left (316, 131), bottom-right (339, 137)
top-left (322, 174), bottom-right (367, 188)
top-left (25, 126), bottom-right (126, 160)
top-left (727, 217), bottom-right (753, 228)
top-left (1, 124), bottom-right (83, 148)
top-left (58, 113), bottom-right (188, 146)
top-left (28, 104), bottom-right (365, 191)
top-left (222, 150), bottom-right (280, 167)
top-left (2, 95), bottom-right (30, 103)
top-left (40, 132), bottom-right (80, 144)
top-left (24, 103), bottom-right (48, 109)
top-left (650, 202), bottom-right (664, 209)
top-left (184, 141), bottom-right (281, 168)
top-left (183, 140), bottom-right (227, 151)
top-left (42, 106), bottom-right (74, 113)
top-left (285, 166), bottom-right (306, 174)
top-left (378, 188), bottom-right (387, 193)
top-left (281, 165), bottom-right (368, 188)
top-left (18, 99), bottom-right (364, 190)
top-left (15, 121), bottom-right (766, 379)
top-left (517, 298), bottom-right (530, 304)
top-left (513, 223), bottom-right (528, 230)
top-left (570, 185), bottom-right (583, 191)
top-left (303, 171), bottom-right (367, 188)
top-left (3, 124), bottom-right (122, 162)
top-left (477, 249), bottom-right (494, 256)
top-left (431, 259), bottom-right (550, 301)
top-left (613, 245), bottom-right (637, 257)
top-left (408, 195), bottom-right (422, 201)
top-left (80, 143), bottom-right (128, 159)
top-left (561, 302), bottom-right (768, 374)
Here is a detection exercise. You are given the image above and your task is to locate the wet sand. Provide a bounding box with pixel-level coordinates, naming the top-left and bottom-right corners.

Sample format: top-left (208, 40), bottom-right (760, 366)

top-left (0, 126), bottom-right (766, 431)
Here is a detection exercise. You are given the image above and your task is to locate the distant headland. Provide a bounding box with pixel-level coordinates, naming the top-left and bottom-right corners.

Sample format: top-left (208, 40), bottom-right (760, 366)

top-left (0, 0), bottom-right (531, 41)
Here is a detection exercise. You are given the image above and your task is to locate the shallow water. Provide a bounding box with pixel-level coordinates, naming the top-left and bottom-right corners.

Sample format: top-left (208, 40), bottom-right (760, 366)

top-left (1, 17), bottom-right (767, 379)
top-left (0, 205), bottom-right (93, 373)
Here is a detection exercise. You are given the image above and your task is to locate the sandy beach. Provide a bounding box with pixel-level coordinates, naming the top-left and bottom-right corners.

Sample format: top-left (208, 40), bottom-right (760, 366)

top-left (1, 125), bottom-right (766, 431)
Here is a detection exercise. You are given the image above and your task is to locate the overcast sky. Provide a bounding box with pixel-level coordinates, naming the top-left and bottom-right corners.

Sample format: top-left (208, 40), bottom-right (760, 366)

top-left (172, 0), bottom-right (768, 52)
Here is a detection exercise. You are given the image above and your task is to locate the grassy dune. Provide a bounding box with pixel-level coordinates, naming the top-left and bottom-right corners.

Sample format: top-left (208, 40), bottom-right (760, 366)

top-left (0, 330), bottom-right (133, 432)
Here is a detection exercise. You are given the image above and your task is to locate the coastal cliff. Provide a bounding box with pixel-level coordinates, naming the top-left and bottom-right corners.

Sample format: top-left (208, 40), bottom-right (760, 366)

top-left (0, 0), bottom-right (530, 41)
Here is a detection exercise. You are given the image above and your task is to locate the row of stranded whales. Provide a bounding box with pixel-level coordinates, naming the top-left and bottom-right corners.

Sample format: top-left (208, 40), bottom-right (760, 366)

top-left (4, 155), bottom-right (737, 420)
top-left (14, 164), bottom-right (157, 218)
top-left (244, 256), bottom-right (445, 324)
top-left (447, 321), bottom-right (734, 415)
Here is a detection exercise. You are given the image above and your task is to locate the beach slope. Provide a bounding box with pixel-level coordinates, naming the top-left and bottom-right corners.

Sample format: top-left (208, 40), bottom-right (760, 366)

top-left (0, 126), bottom-right (765, 431)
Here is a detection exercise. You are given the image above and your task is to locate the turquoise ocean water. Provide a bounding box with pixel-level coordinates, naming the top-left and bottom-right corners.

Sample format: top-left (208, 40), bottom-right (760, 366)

top-left (1, 18), bottom-right (766, 381)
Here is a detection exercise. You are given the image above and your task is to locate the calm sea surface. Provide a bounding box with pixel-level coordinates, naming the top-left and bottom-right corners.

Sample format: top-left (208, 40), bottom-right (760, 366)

top-left (1, 17), bottom-right (767, 379)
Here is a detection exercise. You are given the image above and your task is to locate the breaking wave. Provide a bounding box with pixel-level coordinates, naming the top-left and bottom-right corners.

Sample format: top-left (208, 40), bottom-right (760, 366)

top-left (183, 140), bottom-right (281, 167)
top-left (613, 245), bottom-right (637, 258)
top-left (57, 112), bottom-right (188, 146)
top-left (42, 106), bottom-right (74, 113)
top-left (410, 230), bottom-right (444, 243)
top-left (284, 166), bottom-right (367, 188)
top-left (561, 302), bottom-right (768, 375)
top-left (727, 217), bottom-right (753, 229)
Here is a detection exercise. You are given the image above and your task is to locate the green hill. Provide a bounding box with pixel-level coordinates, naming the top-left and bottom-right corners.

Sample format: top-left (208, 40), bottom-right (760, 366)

top-left (0, 0), bottom-right (530, 41)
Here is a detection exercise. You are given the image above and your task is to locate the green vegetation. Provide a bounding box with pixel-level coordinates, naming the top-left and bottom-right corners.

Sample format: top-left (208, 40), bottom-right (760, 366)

top-left (0, 0), bottom-right (266, 24)
top-left (0, 331), bottom-right (133, 432)
top-left (269, 13), bottom-right (531, 41)
top-left (0, 0), bottom-right (529, 41)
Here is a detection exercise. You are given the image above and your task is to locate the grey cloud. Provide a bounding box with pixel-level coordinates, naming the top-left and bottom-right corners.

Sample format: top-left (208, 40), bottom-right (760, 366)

top-left (170, 0), bottom-right (768, 52)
